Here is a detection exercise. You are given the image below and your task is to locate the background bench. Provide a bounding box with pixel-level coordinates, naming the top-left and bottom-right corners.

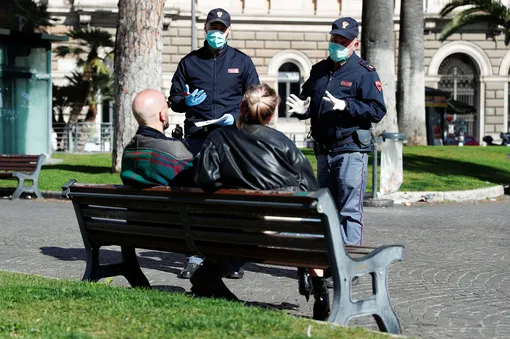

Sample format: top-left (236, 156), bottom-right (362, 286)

top-left (0, 154), bottom-right (45, 200)
top-left (63, 180), bottom-right (404, 334)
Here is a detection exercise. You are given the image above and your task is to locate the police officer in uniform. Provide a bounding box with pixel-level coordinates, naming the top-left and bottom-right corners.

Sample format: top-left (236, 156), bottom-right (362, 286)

top-left (169, 8), bottom-right (260, 155)
top-left (169, 8), bottom-right (260, 280)
top-left (286, 17), bottom-right (386, 265)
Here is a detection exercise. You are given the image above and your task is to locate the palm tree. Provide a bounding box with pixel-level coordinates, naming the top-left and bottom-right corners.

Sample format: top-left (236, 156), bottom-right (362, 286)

top-left (397, 0), bottom-right (427, 145)
top-left (0, 0), bottom-right (54, 32)
top-left (54, 28), bottom-right (114, 123)
top-left (361, 0), bottom-right (399, 135)
top-left (439, 0), bottom-right (510, 45)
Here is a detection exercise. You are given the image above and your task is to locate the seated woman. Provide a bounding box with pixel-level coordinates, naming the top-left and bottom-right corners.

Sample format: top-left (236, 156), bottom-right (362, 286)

top-left (191, 83), bottom-right (329, 320)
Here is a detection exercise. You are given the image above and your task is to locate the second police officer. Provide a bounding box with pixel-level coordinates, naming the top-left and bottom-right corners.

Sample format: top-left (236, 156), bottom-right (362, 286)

top-left (286, 17), bottom-right (387, 287)
top-left (169, 8), bottom-right (260, 280)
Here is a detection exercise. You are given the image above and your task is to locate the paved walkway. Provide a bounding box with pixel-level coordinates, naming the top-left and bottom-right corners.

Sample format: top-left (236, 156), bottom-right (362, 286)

top-left (1, 197), bottom-right (509, 338)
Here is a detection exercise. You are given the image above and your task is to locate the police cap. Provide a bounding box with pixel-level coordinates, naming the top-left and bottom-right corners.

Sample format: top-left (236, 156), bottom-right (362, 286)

top-left (330, 17), bottom-right (359, 40)
top-left (206, 8), bottom-right (231, 27)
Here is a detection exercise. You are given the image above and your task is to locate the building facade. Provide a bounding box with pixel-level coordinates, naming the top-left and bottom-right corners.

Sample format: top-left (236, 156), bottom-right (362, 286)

top-left (45, 0), bottom-right (510, 145)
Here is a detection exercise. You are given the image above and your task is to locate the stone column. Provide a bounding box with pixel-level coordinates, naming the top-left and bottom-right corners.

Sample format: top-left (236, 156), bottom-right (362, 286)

top-left (484, 80), bottom-right (506, 138)
top-left (504, 82), bottom-right (509, 133)
top-left (479, 81), bottom-right (486, 141)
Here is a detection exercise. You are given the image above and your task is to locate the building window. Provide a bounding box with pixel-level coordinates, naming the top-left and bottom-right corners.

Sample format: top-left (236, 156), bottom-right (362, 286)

top-left (277, 62), bottom-right (301, 118)
top-left (438, 53), bottom-right (479, 139)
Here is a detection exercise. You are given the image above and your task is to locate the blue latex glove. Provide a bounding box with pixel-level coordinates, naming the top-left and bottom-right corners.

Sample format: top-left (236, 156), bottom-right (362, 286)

top-left (184, 84), bottom-right (207, 106)
top-left (216, 113), bottom-right (235, 126)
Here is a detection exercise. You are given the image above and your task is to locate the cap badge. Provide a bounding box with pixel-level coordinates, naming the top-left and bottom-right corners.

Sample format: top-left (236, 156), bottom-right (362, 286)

top-left (342, 21), bottom-right (349, 29)
top-left (217, 11), bottom-right (223, 17)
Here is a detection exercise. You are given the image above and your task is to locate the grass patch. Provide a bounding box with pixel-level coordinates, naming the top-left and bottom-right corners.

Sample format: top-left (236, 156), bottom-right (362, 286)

top-left (0, 271), bottom-right (387, 339)
top-left (302, 146), bottom-right (509, 192)
top-left (1, 147), bottom-right (508, 192)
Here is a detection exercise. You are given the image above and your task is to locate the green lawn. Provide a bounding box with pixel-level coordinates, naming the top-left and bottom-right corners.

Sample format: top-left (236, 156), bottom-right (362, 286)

top-left (304, 146), bottom-right (510, 192)
top-left (0, 271), bottom-right (388, 339)
top-left (1, 147), bottom-right (509, 192)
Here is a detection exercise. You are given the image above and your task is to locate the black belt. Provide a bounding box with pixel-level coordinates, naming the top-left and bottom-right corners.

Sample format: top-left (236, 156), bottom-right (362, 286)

top-left (314, 135), bottom-right (354, 154)
top-left (185, 124), bottom-right (220, 139)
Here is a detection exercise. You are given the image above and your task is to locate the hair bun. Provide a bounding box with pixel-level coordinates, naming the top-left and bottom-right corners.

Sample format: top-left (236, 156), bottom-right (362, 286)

top-left (238, 84), bottom-right (278, 127)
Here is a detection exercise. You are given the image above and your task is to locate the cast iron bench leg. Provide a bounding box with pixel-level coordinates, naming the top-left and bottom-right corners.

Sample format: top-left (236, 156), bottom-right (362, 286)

top-left (11, 170), bottom-right (44, 200)
top-left (328, 245), bottom-right (403, 335)
top-left (11, 176), bottom-right (25, 200)
top-left (82, 245), bottom-right (150, 289)
top-left (82, 245), bottom-right (102, 282)
top-left (120, 247), bottom-right (151, 288)
top-left (31, 178), bottom-right (44, 199)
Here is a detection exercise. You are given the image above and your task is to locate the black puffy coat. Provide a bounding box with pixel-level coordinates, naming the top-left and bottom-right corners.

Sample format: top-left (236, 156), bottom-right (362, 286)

top-left (194, 125), bottom-right (318, 192)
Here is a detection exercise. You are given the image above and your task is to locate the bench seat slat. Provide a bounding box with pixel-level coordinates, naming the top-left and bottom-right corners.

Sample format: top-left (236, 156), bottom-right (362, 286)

top-left (71, 184), bottom-right (314, 202)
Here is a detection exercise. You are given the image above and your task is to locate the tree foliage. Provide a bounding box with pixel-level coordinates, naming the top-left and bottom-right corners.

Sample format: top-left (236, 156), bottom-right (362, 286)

top-left (0, 0), bottom-right (54, 32)
top-left (440, 0), bottom-right (510, 45)
top-left (53, 28), bottom-right (114, 123)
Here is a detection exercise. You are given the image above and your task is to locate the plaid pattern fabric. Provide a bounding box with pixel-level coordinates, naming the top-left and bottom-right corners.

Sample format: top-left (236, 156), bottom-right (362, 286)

top-left (121, 148), bottom-right (194, 187)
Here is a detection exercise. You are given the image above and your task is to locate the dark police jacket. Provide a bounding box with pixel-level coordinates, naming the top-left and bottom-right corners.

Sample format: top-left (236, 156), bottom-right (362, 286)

top-left (169, 42), bottom-right (260, 137)
top-left (194, 125), bottom-right (318, 193)
top-left (298, 53), bottom-right (386, 153)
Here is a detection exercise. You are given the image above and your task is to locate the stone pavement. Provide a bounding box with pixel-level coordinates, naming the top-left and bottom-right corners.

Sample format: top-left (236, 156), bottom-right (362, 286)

top-left (1, 197), bottom-right (509, 338)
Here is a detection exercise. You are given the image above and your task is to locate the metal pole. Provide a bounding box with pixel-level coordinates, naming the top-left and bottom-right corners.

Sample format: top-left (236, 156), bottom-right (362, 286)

top-left (191, 0), bottom-right (196, 50)
top-left (372, 138), bottom-right (378, 200)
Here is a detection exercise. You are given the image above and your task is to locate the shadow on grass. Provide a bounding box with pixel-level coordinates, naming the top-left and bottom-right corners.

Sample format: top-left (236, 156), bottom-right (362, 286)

top-left (45, 164), bottom-right (112, 174)
top-left (40, 247), bottom-right (303, 314)
top-left (403, 154), bottom-right (510, 185)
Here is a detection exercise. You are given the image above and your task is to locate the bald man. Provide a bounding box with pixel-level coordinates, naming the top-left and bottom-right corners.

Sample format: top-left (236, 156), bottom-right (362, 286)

top-left (120, 89), bottom-right (195, 188)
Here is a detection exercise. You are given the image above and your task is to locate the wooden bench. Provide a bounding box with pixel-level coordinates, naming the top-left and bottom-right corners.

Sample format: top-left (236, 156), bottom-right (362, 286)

top-left (0, 154), bottom-right (45, 199)
top-left (62, 180), bottom-right (404, 334)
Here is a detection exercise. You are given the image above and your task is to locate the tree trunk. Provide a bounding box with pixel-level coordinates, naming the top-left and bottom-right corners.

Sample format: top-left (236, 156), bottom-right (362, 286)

top-left (68, 89), bottom-right (88, 124)
top-left (361, 0), bottom-right (399, 135)
top-left (112, 0), bottom-right (166, 172)
top-left (397, 0), bottom-right (426, 145)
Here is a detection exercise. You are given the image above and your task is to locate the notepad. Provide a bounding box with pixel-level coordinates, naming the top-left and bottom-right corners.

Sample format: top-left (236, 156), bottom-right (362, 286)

top-left (194, 115), bottom-right (231, 127)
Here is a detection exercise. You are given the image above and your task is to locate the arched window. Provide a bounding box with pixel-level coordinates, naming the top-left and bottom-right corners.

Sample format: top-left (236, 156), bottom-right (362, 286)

top-left (277, 62), bottom-right (301, 118)
top-left (438, 53), bottom-right (479, 139)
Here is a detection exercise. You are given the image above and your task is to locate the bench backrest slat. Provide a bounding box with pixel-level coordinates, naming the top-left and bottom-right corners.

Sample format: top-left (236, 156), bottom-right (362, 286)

top-left (0, 154), bottom-right (42, 173)
top-left (0, 165), bottom-right (39, 172)
top-left (85, 218), bottom-right (327, 251)
top-left (81, 206), bottom-right (323, 234)
top-left (88, 230), bottom-right (330, 268)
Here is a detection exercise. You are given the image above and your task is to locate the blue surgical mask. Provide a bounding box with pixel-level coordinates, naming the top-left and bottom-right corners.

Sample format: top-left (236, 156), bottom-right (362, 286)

top-left (206, 30), bottom-right (227, 49)
top-left (328, 42), bottom-right (351, 63)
